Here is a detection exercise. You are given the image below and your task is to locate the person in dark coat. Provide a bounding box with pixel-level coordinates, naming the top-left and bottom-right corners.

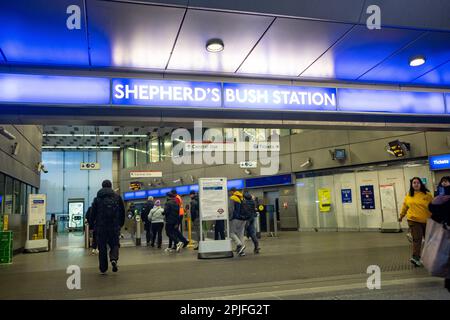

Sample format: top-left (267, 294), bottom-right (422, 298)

top-left (189, 191), bottom-right (201, 249)
top-left (85, 206), bottom-right (98, 254)
top-left (428, 185), bottom-right (450, 293)
top-left (164, 192), bottom-right (188, 253)
top-left (90, 180), bottom-right (125, 274)
top-left (141, 196), bottom-right (155, 246)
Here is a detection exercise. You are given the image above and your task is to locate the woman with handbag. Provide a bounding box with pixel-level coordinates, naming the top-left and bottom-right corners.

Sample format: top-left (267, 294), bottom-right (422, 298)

top-left (428, 186), bottom-right (450, 293)
top-left (399, 177), bottom-right (433, 267)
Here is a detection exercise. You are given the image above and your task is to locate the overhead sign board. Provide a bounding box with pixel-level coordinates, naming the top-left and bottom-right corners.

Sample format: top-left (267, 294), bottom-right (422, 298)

top-left (240, 161), bottom-right (258, 168)
top-left (0, 73), bottom-right (448, 116)
top-left (429, 154), bottom-right (450, 171)
top-left (130, 171), bottom-right (162, 178)
top-left (80, 162), bottom-right (100, 170)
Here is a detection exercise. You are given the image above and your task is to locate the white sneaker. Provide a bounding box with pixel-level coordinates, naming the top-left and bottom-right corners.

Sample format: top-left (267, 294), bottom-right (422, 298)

top-left (176, 242), bottom-right (183, 252)
top-left (164, 248), bottom-right (174, 253)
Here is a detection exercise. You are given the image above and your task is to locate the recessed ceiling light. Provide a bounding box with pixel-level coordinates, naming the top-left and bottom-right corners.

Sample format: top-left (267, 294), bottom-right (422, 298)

top-left (206, 38), bottom-right (224, 53)
top-left (409, 55), bottom-right (426, 67)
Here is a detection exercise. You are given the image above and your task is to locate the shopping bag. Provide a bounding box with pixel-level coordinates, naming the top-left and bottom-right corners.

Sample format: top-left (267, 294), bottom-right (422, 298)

top-left (421, 218), bottom-right (450, 277)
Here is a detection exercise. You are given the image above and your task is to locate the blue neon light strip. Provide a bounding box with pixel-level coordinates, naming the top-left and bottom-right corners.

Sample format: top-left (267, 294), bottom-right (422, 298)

top-left (122, 179), bottom-right (245, 200)
top-left (245, 174), bottom-right (292, 188)
top-left (429, 154), bottom-right (450, 171)
top-left (338, 88), bottom-right (446, 114)
top-left (0, 74), bottom-right (110, 104)
top-left (0, 73), bottom-right (447, 116)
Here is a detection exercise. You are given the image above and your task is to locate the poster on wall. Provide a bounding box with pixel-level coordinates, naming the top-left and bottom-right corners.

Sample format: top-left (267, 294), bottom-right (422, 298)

top-left (199, 178), bottom-right (228, 221)
top-left (360, 185), bottom-right (375, 210)
top-left (341, 189), bottom-right (352, 203)
top-left (4, 195), bottom-right (12, 214)
top-left (318, 188), bottom-right (331, 212)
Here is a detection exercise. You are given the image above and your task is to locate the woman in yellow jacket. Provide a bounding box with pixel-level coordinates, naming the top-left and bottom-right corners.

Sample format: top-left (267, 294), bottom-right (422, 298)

top-left (399, 177), bottom-right (433, 267)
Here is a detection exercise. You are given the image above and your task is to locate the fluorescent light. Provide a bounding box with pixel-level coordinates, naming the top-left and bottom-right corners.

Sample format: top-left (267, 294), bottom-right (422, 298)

top-left (206, 39), bottom-right (224, 53)
top-left (43, 134), bottom-right (148, 138)
top-left (42, 146), bottom-right (120, 149)
top-left (409, 55), bottom-right (425, 67)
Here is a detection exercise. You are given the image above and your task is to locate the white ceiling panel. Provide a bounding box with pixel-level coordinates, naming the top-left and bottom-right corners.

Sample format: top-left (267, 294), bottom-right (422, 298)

top-left (88, 0), bottom-right (185, 69)
top-left (167, 9), bottom-right (273, 73)
top-left (237, 18), bottom-right (353, 77)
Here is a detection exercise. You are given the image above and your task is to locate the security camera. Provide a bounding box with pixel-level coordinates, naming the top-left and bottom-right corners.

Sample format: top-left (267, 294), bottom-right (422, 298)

top-left (37, 162), bottom-right (48, 174)
top-left (300, 158), bottom-right (312, 168)
top-left (0, 127), bottom-right (16, 140)
top-left (11, 142), bottom-right (20, 156)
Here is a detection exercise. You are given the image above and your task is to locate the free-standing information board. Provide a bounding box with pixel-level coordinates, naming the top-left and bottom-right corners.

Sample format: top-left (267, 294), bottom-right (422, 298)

top-left (24, 194), bottom-right (48, 252)
top-left (198, 178), bottom-right (233, 259)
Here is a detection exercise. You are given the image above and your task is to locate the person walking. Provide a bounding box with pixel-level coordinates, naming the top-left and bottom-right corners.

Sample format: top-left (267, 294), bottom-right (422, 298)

top-left (189, 191), bottom-right (201, 249)
top-left (229, 187), bottom-right (246, 256)
top-left (434, 176), bottom-right (450, 196)
top-left (148, 199), bottom-right (164, 248)
top-left (164, 192), bottom-right (188, 253)
top-left (85, 206), bottom-right (98, 255)
top-left (141, 196), bottom-right (155, 246)
top-left (245, 194), bottom-right (260, 254)
top-left (428, 182), bottom-right (450, 292)
top-left (214, 220), bottom-right (225, 240)
top-left (399, 177), bottom-right (433, 267)
top-left (90, 180), bottom-right (125, 274)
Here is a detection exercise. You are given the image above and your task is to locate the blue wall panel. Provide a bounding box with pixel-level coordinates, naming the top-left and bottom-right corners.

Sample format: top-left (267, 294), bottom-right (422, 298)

top-left (40, 151), bottom-right (113, 214)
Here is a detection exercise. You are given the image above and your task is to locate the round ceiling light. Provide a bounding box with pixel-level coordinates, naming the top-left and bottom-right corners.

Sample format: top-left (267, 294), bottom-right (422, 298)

top-left (409, 55), bottom-right (426, 67)
top-left (206, 38), bottom-right (224, 52)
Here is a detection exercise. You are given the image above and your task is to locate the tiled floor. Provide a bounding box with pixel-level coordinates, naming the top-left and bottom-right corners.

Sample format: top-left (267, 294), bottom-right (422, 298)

top-left (0, 231), bottom-right (449, 300)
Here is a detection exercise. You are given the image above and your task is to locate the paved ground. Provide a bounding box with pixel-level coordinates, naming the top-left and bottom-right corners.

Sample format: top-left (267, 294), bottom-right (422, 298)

top-left (0, 232), bottom-right (449, 300)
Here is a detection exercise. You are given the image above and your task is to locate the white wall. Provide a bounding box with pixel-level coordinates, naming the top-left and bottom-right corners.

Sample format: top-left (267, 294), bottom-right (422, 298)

top-left (296, 163), bottom-right (434, 231)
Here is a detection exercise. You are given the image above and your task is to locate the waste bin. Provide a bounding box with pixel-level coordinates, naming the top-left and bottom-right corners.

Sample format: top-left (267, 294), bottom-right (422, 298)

top-left (0, 231), bottom-right (13, 264)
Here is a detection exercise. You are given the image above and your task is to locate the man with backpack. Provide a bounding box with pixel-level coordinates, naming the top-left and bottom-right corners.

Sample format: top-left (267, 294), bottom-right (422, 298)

top-left (229, 188), bottom-right (254, 257)
top-left (90, 180), bottom-right (125, 274)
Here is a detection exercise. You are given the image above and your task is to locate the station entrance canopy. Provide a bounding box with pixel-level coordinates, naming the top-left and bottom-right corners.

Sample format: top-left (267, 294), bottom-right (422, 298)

top-left (0, 73), bottom-right (449, 130)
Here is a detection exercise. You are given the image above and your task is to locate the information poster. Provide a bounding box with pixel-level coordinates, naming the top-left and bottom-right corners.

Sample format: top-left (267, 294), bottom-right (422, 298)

top-left (199, 178), bottom-right (228, 221)
top-left (4, 195), bottom-right (12, 214)
top-left (341, 189), bottom-right (352, 203)
top-left (379, 184), bottom-right (398, 223)
top-left (318, 188), bottom-right (331, 212)
top-left (360, 185), bottom-right (375, 210)
top-left (68, 201), bottom-right (84, 228)
top-left (28, 194), bottom-right (46, 226)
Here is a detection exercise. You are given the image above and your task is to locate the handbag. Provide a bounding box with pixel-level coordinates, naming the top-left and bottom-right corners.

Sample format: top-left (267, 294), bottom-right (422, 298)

top-left (421, 218), bottom-right (450, 277)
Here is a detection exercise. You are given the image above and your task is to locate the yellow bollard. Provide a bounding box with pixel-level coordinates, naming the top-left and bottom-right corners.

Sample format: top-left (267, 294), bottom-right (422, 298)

top-left (187, 216), bottom-right (195, 249)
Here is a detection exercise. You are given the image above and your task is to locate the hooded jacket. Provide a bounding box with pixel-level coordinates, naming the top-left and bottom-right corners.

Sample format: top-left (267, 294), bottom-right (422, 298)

top-left (229, 191), bottom-right (243, 220)
top-left (148, 206), bottom-right (165, 223)
top-left (190, 195), bottom-right (199, 222)
top-left (164, 196), bottom-right (180, 225)
top-left (91, 187), bottom-right (125, 229)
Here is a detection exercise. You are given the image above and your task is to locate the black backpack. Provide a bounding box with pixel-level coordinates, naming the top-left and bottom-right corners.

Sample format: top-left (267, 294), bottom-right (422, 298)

top-left (239, 199), bottom-right (255, 220)
top-left (98, 196), bottom-right (119, 226)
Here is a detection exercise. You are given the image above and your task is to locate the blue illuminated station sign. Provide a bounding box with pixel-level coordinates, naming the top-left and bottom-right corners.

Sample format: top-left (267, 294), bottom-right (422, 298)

top-left (429, 154), bottom-right (450, 171)
top-left (0, 73), bottom-right (448, 116)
